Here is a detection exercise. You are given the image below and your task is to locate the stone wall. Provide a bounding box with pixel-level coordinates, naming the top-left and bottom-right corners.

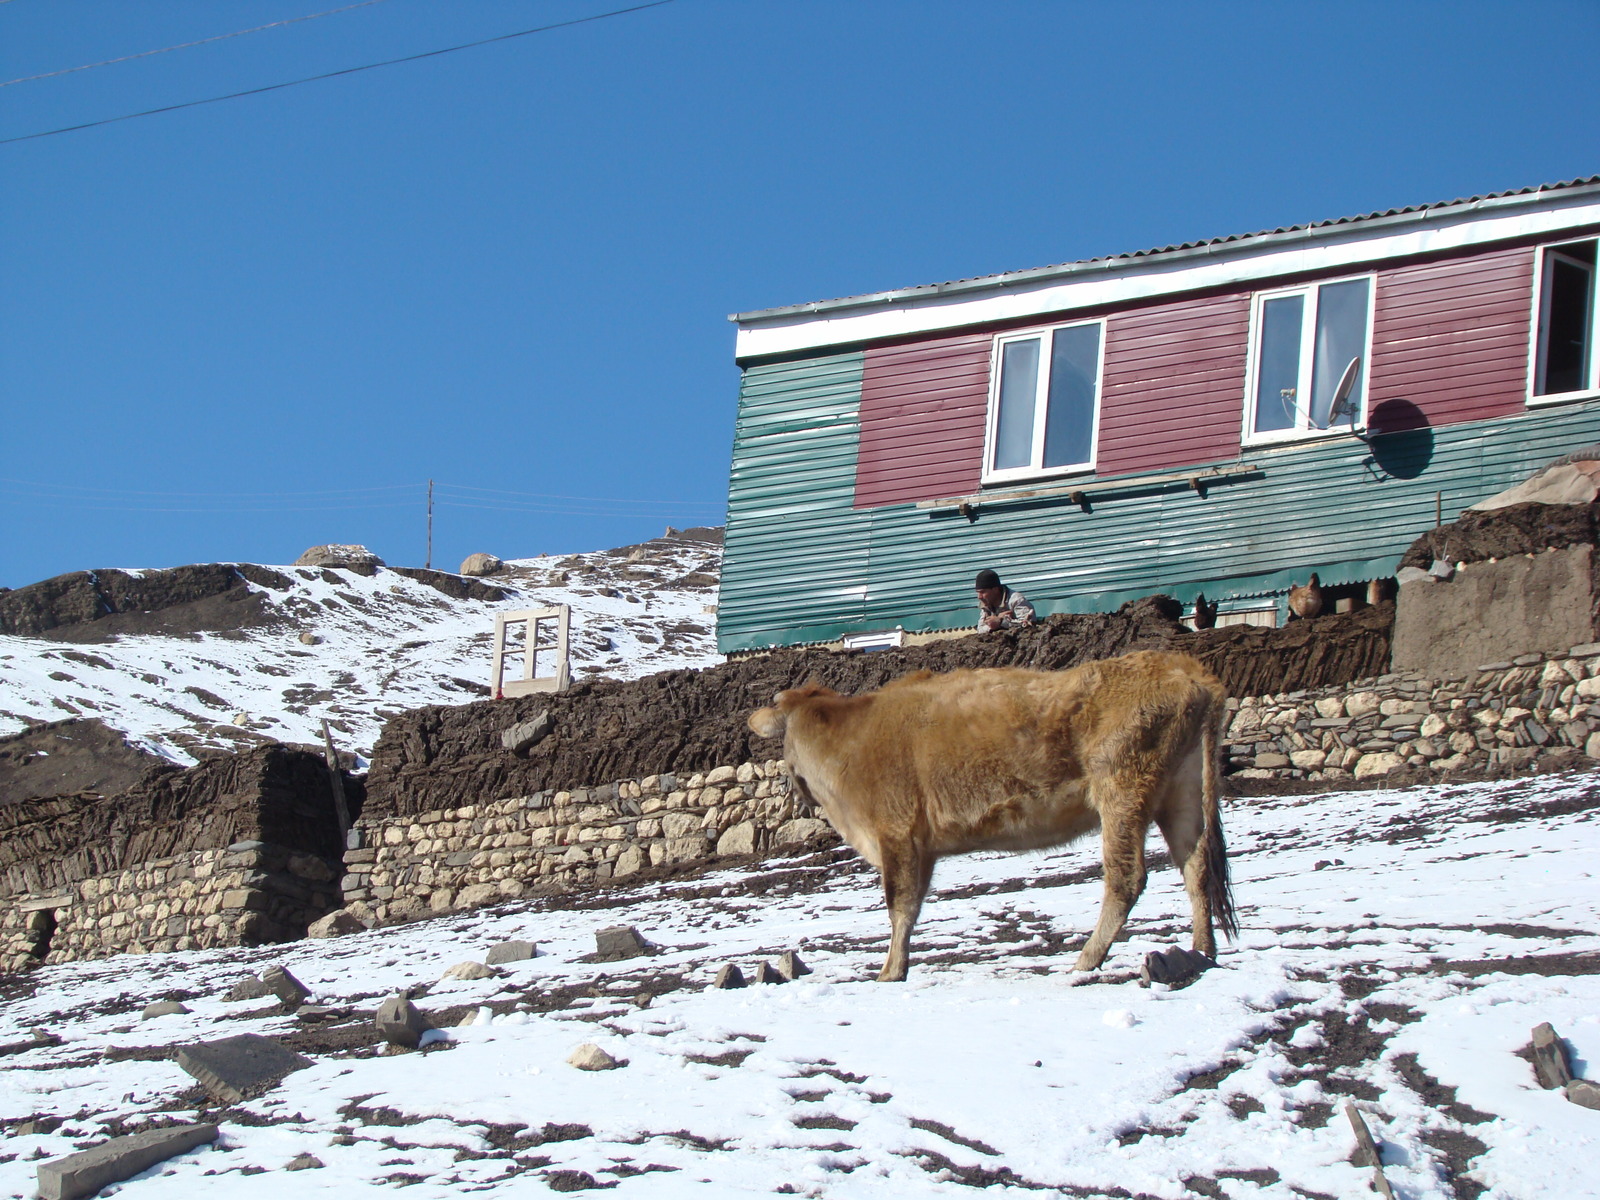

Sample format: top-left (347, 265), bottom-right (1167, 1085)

top-left (1, 839), bottom-right (343, 972)
top-left (1223, 640), bottom-right (1600, 781)
top-left (339, 760), bottom-right (824, 926)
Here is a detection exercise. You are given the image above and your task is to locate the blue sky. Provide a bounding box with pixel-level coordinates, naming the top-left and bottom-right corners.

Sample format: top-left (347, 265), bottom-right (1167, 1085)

top-left (3, 0), bottom-right (1598, 588)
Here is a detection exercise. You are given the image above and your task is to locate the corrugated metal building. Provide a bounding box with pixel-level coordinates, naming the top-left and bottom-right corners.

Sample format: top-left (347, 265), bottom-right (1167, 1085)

top-left (719, 178), bottom-right (1600, 654)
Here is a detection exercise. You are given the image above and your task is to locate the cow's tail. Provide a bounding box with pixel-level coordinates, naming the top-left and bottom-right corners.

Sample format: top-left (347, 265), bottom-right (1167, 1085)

top-left (1200, 688), bottom-right (1239, 942)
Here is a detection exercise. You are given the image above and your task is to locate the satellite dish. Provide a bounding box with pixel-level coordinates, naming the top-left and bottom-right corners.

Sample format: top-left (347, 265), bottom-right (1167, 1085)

top-left (1325, 356), bottom-right (1362, 427)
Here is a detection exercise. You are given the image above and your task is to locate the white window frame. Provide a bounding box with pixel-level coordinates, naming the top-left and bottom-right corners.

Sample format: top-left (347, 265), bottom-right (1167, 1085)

top-left (982, 319), bottom-right (1106, 485)
top-left (1241, 273), bottom-right (1376, 446)
top-left (1528, 237), bottom-right (1600, 406)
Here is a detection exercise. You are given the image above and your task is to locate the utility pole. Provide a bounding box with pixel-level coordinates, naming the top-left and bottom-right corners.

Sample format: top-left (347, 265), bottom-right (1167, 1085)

top-left (426, 478), bottom-right (434, 569)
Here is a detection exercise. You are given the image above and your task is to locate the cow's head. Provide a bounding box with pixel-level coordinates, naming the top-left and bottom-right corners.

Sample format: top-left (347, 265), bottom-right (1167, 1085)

top-left (747, 683), bottom-right (839, 740)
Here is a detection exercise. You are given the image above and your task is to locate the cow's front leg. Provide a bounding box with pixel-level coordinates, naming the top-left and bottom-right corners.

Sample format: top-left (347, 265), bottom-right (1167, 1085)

top-left (1074, 802), bottom-right (1148, 972)
top-left (877, 843), bottom-right (933, 982)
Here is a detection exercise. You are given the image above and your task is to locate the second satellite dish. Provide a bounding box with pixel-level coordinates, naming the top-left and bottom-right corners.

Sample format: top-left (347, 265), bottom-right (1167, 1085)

top-left (1325, 355), bottom-right (1362, 428)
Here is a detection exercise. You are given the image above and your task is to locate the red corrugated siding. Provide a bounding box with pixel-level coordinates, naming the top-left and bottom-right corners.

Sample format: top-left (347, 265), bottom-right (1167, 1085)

top-left (1096, 293), bottom-right (1250, 476)
top-left (1368, 246), bottom-right (1533, 425)
top-left (855, 333), bottom-right (989, 507)
top-left (851, 243), bottom-right (1543, 509)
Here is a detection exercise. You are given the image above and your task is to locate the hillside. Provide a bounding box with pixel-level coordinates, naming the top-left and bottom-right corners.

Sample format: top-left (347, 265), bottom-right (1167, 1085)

top-left (0, 530), bottom-right (723, 770)
top-left (0, 768), bottom-right (1596, 1198)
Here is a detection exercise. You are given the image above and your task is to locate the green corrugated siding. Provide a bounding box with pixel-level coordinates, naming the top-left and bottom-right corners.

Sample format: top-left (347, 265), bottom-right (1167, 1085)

top-left (718, 380), bottom-right (1600, 652)
top-left (719, 353), bottom-right (871, 648)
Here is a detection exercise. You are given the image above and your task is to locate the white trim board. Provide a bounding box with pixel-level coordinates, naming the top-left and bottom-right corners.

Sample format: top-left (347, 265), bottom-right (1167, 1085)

top-left (734, 193), bottom-right (1600, 362)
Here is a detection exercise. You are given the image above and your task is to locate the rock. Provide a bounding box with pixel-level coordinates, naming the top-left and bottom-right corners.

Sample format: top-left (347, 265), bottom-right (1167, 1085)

top-left (594, 925), bottom-right (649, 961)
top-left (1587, 730), bottom-right (1600, 759)
top-left (776, 950), bottom-right (812, 981)
top-left (1532, 1022), bottom-right (1574, 1089)
top-left (261, 966), bottom-right (310, 1008)
top-left (1577, 676), bottom-right (1600, 700)
top-left (375, 995), bottom-right (434, 1049)
top-left (1313, 697), bottom-right (1346, 719)
top-left (175, 1035), bottom-right (313, 1103)
top-left (294, 544), bottom-right (384, 569)
top-left (1567, 1080), bottom-right (1600, 1110)
top-left (1353, 752), bottom-right (1405, 779)
top-left (440, 961), bottom-right (496, 982)
top-left (751, 961), bottom-right (783, 984)
top-left (459, 553), bottom-right (504, 577)
top-left (222, 975), bottom-right (275, 1002)
top-left (1253, 753), bottom-right (1290, 769)
top-left (36, 1122), bottom-right (218, 1200)
top-left (298, 631), bottom-right (321, 645)
top-left (1289, 748), bottom-right (1327, 770)
top-left (1419, 714), bottom-right (1449, 738)
top-left (501, 711), bottom-right (553, 754)
top-left (705, 765), bottom-right (738, 785)
top-left (715, 821), bottom-right (757, 856)
top-left (773, 818), bottom-right (830, 846)
top-left (284, 1153), bottom-right (324, 1171)
top-left (713, 964), bottom-right (746, 989)
top-left (567, 1042), bottom-right (621, 1071)
top-left (306, 910), bottom-right (367, 939)
top-left (1345, 692), bottom-right (1383, 718)
top-left (485, 940), bottom-right (537, 966)
top-left (141, 1001), bottom-right (191, 1020)
top-left (613, 845), bottom-right (644, 877)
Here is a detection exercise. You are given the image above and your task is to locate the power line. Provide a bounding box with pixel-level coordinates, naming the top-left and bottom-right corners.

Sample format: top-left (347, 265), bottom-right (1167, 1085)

top-left (0, 476), bottom-right (416, 499)
top-left (0, 0), bottom-right (391, 90)
top-left (435, 482), bottom-right (720, 507)
top-left (0, 0), bottom-right (676, 147)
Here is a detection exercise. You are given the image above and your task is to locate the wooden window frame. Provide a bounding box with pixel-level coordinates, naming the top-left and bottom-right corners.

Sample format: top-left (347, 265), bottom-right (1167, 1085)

top-left (1528, 238), bottom-right (1600, 407)
top-left (1241, 273), bottom-right (1376, 447)
top-left (982, 319), bottom-right (1106, 486)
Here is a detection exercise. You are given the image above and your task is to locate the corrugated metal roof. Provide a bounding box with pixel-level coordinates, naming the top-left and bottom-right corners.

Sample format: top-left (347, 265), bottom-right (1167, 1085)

top-left (731, 175), bottom-right (1600, 325)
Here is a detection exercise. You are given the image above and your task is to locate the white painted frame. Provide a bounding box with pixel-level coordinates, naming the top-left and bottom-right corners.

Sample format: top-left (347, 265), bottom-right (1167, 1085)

top-left (982, 319), bottom-right (1106, 485)
top-left (1241, 272), bottom-right (1376, 446)
top-left (1527, 237), bottom-right (1600, 407)
top-left (491, 606), bottom-right (571, 697)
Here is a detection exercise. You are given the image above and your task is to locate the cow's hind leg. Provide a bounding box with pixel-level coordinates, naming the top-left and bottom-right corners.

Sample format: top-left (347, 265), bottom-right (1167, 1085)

top-left (1156, 799), bottom-right (1215, 960)
top-left (1073, 792), bottom-right (1149, 972)
top-left (877, 843), bottom-right (934, 983)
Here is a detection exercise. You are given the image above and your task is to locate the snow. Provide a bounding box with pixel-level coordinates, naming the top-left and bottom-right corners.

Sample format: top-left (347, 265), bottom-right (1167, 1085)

top-left (0, 541), bottom-right (722, 764)
top-left (3, 769), bottom-right (1598, 1198)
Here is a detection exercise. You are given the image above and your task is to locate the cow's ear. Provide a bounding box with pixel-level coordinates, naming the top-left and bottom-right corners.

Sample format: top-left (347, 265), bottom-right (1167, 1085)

top-left (748, 707), bottom-right (786, 739)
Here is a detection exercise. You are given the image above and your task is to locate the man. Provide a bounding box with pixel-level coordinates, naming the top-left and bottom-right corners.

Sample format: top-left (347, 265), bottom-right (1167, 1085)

top-left (975, 568), bottom-right (1036, 632)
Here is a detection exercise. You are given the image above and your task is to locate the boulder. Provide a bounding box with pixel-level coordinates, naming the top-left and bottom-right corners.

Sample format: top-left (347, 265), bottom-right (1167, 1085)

top-left (175, 1035), bottom-right (312, 1103)
top-left (1352, 752), bottom-right (1405, 779)
top-left (773, 818), bottom-right (830, 847)
top-left (750, 961), bottom-right (783, 985)
top-left (460, 553), bottom-right (504, 577)
top-left (140, 1001), bottom-right (191, 1020)
top-left (502, 711), bottom-right (554, 754)
top-left (222, 975), bottom-right (275, 1003)
top-left (306, 910), bottom-right (367, 939)
top-left (440, 961), bottom-right (496, 982)
top-left (567, 1043), bottom-right (621, 1071)
top-left (485, 940), bottom-right (537, 966)
top-left (716, 821), bottom-right (757, 857)
top-left (1567, 1080), bottom-right (1600, 1110)
top-left (284, 1154), bottom-right (324, 1171)
top-left (36, 1122), bottom-right (218, 1200)
top-left (775, 950), bottom-right (811, 981)
top-left (594, 926), bottom-right (649, 961)
top-left (261, 965), bottom-right (310, 1008)
top-left (713, 964), bottom-right (746, 989)
top-left (375, 995), bottom-right (434, 1050)
top-left (294, 544), bottom-right (385, 570)
top-left (1532, 1022), bottom-right (1573, 1089)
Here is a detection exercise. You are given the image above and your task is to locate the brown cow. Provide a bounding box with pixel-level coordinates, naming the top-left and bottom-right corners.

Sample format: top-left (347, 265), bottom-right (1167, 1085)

top-left (748, 651), bottom-right (1237, 981)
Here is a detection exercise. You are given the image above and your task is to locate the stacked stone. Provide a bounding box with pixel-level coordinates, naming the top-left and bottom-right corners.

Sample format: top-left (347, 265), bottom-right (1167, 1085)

top-left (1, 841), bottom-right (342, 971)
top-left (341, 759), bottom-right (827, 926)
top-left (1225, 642), bottom-right (1600, 782)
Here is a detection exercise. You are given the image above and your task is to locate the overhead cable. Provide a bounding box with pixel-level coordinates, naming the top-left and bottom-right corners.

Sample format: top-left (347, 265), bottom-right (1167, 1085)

top-left (0, 0), bottom-right (391, 90)
top-left (0, 0), bottom-right (676, 146)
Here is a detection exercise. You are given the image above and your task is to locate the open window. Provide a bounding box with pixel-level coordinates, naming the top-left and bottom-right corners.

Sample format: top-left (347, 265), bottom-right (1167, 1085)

top-left (1244, 275), bottom-right (1372, 441)
top-left (1533, 240), bottom-right (1598, 400)
top-left (984, 320), bottom-right (1104, 483)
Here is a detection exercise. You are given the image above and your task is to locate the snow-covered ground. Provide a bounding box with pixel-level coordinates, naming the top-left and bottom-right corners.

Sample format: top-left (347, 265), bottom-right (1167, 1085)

top-left (0, 538), bottom-right (723, 764)
top-left (2, 769), bottom-right (1597, 1198)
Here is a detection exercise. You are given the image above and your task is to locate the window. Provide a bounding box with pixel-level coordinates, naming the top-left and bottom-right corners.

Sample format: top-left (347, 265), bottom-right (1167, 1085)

top-left (985, 321), bottom-right (1104, 482)
top-left (1533, 240), bottom-right (1598, 399)
top-left (1245, 276), bottom-right (1372, 440)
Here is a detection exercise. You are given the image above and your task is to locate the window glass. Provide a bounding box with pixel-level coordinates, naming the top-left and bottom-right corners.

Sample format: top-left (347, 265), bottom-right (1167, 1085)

top-left (1309, 278), bottom-right (1370, 426)
top-left (1253, 294), bottom-right (1304, 432)
top-left (1539, 252), bottom-right (1595, 395)
top-left (993, 338), bottom-right (1040, 470)
top-left (1042, 323), bottom-right (1100, 467)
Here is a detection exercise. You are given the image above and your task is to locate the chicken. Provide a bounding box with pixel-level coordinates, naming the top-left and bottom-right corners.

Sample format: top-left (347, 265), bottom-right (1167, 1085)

top-left (1287, 573), bottom-right (1324, 620)
top-left (1192, 593), bottom-right (1218, 630)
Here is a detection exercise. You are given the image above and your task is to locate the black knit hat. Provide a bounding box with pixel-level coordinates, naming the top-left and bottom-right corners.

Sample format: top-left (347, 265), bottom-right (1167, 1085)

top-left (974, 569), bottom-right (1001, 590)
